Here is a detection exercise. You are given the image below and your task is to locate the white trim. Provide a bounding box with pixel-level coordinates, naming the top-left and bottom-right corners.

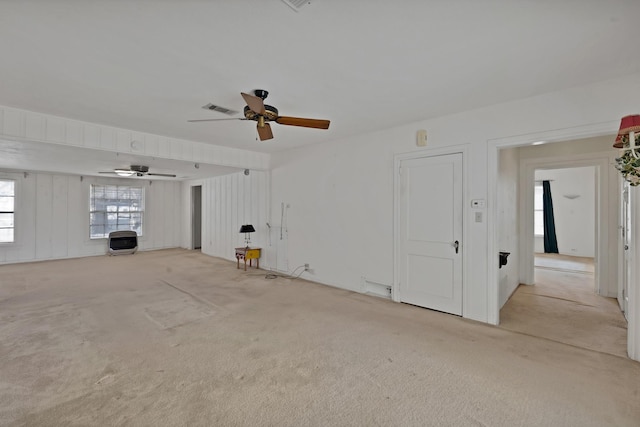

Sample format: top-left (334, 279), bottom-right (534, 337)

top-left (487, 119), bottom-right (640, 361)
top-left (629, 189), bottom-right (640, 360)
top-left (520, 157), bottom-right (609, 296)
top-left (393, 144), bottom-right (469, 317)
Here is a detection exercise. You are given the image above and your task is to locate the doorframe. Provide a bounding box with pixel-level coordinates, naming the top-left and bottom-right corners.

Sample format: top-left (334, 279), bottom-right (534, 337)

top-left (520, 158), bottom-right (609, 294)
top-left (393, 144), bottom-right (470, 315)
top-left (487, 120), bottom-right (640, 361)
top-left (191, 184), bottom-right (202, 250)
top-left (621, 182), bottom-right (630, 317)
top-left (187, 180), bottom-right (205, 251)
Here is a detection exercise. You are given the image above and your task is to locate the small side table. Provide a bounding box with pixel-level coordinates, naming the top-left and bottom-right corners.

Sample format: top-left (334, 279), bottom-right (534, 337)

top-left (235, 247), bottom-right (261, 271)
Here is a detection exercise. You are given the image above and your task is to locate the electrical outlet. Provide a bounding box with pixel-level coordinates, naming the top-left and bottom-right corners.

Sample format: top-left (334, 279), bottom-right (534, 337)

top-left (304, 263), bottom-right (310, 271)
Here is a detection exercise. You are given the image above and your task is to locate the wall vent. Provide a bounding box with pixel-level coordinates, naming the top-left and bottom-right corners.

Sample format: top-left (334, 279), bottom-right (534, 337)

top-left (361, 277), bottom-right (392, 299)
top-left (201, 103), bottom-right (238, 116)
top-left (281, 0), bottom-right (311, 12)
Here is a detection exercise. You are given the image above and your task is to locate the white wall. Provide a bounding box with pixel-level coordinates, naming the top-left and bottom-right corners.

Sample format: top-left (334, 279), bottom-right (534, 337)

top-left (498, 148), bottom-right (519, 307)
top-left (534, 167), bottom-right (596, 257)
top-left (192, 170), bottom-right (270, 265)
top-left (0, 170), bottom-right (182, 264)
top-left (269, 72), bottom-right (640, 323)
top-left (271, 137), bottom-right (396, 292)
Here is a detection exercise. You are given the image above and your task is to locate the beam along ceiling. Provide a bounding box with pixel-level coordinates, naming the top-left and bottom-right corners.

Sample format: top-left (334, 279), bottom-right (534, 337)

top-left (1, 0), bottom-right (640, 160)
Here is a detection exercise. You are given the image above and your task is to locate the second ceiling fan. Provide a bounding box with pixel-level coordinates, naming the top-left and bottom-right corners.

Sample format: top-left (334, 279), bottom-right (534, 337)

top-left (189, 90), bottom-right (330, 141)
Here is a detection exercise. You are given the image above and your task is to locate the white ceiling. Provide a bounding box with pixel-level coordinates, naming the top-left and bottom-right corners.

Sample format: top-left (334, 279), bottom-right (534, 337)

top-left (1, 0), bottom-right (639, 177)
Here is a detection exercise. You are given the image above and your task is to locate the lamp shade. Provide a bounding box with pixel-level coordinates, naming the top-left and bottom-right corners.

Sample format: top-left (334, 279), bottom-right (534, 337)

top-left (618, 115), bottom-right (640, 135)
top-left (239, 224), bottom-right (255, 233)
top-left (613, 114), bottom-right (640, 148)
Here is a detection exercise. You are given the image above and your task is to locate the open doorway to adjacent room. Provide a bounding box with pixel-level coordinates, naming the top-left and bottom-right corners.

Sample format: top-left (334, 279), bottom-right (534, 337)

top-left (533, 166), bottom-right (596, 283)
top-left (191, 185), bottom-right (202, 250)
top-left (495, 136), bottom-right (628, 358)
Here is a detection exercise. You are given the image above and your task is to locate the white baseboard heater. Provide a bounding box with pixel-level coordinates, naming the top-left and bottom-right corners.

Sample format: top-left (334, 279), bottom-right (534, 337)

top-left (108, 230), bottom-right (138, 255)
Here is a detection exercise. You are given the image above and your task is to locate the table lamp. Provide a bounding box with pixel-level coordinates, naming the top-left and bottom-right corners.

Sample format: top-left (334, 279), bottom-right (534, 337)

top-left (239, 224), bottom-right (255, 247)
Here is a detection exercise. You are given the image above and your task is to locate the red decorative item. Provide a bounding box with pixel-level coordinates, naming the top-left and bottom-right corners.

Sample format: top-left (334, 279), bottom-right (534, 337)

top-left (613, 135), bottom-right (623, 148)
top-left (613, 114), bottom-right (640, 148)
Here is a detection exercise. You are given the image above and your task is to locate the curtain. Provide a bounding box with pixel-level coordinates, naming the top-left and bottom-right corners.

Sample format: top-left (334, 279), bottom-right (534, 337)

top-left (542, 180), bottom-right (559, 253)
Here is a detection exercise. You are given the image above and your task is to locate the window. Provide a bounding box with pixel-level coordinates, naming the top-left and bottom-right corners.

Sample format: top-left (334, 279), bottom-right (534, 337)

top-left (0, 179), bottom-right (15, 243)
top-left (90, 184), bottom-right (144, 239)
top-left (534, 184), bottom-right (544, 236)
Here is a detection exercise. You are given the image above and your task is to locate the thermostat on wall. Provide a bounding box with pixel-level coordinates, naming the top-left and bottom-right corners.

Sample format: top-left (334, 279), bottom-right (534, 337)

top-left (471, 199), bottom-right (486, 208)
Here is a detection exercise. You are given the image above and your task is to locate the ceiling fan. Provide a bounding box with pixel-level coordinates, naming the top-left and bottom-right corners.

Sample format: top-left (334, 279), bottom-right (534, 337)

top-left (188, 90), bottom-right (330, 141)
top-left (99, 165), bottom-right (177, 178)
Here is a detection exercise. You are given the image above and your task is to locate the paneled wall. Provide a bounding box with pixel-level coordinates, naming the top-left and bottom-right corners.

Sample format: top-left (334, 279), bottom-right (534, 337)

top-left (0, 170), bottom-right (182, 264)
top-left (193, 170), bottom-right (270, 265)
top-left (0, 105), bottom-right (269, 171)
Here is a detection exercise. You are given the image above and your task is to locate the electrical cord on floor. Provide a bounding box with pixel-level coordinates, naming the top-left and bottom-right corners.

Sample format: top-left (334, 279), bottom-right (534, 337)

top-left (265, 265), bottom-right (306, 280)
top-left (247, 265), bottom-right (306, 280)
top-left (266, 265), bottom-right (307, 280)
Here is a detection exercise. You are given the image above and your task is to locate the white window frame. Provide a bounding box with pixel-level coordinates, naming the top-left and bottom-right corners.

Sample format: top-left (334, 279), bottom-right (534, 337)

top-left (89, 184), bottom-right (144, 239)
top-left (0, 178), bottom-right (15, 244)
top-left (534, 183), bottom-right (544, 236)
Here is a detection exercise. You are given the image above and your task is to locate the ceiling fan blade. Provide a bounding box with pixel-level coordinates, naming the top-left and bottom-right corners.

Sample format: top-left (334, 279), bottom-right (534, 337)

top-left (241, 92), bottom-right (266, 115)
top-left (256, 122), bottom-right (274, 141)
top-left (147, 173), bottom-right (177, 177)
top-left (188, 118), bottom-right (247, 122)
top-left (275, 116), bottom-right (330, 129)
top-left (98, 171), bottom-right (117, 174)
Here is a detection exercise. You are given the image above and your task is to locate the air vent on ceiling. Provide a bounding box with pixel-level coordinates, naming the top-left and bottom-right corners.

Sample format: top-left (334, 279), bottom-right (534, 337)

top-left (281, 0), bottom-right (311, 12)
top-left (201, 103), bottom-right (238, 115)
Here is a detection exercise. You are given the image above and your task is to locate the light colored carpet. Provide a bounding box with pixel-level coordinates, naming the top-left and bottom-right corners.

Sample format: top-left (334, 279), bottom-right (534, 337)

top-left (1, 249), bottom-right (639, 426)
top-left (500, 255), bottom-right (627, 358)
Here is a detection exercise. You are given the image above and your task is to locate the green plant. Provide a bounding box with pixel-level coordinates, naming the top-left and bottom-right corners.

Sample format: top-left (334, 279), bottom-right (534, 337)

top-left (614, 134), bottom-right (640, 186)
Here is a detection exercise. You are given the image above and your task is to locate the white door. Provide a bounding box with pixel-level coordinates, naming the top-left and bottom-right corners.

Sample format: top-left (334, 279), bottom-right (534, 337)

top-left (399, 153), bottom-right (463, 315)
top-left (620, 183), bottom-right (630, 319)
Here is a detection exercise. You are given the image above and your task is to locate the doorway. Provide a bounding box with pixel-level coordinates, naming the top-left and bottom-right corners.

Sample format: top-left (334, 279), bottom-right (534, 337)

top-left (494, 135), bottom-right (628, 356)
top-left (192, 185), bottom-right (202, 250)
top-left (533, 166), bottom-right (597, 287)
top-left (489, 126), bottom-right (640, 360)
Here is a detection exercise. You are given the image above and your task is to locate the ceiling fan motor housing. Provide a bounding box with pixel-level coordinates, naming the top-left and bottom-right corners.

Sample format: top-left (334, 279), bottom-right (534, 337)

top-left (130, 165), bottom-right (149, 173)
top-left (244, 105), bottom-right (279, 121)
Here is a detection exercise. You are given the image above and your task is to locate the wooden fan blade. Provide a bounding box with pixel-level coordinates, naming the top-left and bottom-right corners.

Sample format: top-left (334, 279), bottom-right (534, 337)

top-left (257, 123), bottom-right (273, 141)
top-left (241, 92), bottom-right (266, 115)
top-left (188, 118), bottom-right (247, 122)
top-left (275, 116), bottom-right (330, 129)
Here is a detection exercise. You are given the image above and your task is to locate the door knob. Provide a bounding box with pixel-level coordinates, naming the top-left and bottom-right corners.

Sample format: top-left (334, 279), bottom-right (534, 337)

top-left (453, 240), bottom-right (459, 254)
